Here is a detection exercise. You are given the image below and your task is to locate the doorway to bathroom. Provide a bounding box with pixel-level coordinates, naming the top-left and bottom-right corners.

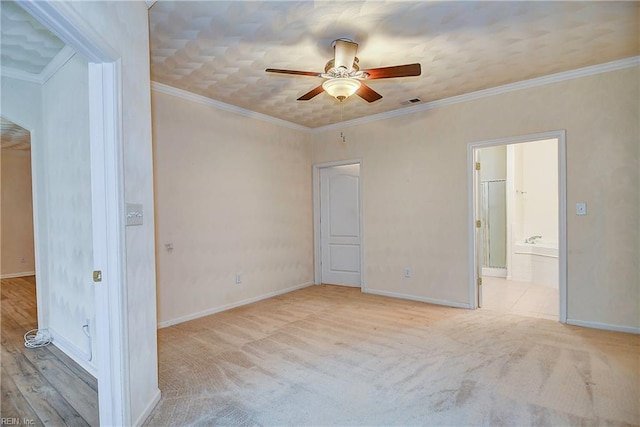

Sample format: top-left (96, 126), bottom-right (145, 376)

top-left (469, 131), bottom-right (567, 323)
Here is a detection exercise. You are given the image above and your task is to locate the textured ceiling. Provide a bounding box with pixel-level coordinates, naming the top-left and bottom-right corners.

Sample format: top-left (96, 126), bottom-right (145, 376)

top-left (1, 117), bottom-right (30, 151)
top-left (0, 0), bottom-right (65, 74)
top-left (149, 1), bottom-right (639, 129)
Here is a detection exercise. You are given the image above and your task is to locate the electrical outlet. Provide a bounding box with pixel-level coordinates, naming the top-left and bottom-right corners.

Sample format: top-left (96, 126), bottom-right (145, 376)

top-left (125, 203), bottom-right (143, 226)
top-left (20, 257), bottom-right (25, 263)
top-left (576, 202), bottom-right (587, 216)
top-left (235, 273), bottom-right (242, 284)
top-left (404, 267), bottom-right (412, 278)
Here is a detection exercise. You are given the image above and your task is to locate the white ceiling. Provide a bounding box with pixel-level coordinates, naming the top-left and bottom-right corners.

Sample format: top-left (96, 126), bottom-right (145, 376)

top-left (1, 1), bottom-right (638, 130)
top-left (149, 1), bottom-right (639, 129)
top-left (0, 0), bottom-right (65, 75)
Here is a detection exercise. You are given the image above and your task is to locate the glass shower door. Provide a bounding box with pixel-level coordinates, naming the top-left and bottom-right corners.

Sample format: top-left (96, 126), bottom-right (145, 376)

top-left (482, 180), bottom-right (506, 268)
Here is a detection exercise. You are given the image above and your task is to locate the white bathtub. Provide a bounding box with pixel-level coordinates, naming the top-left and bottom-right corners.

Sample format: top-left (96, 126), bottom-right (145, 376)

top-left (514, 242), bottom-right (558, 258)
top-left (511, 242), bottom-right (558, 287)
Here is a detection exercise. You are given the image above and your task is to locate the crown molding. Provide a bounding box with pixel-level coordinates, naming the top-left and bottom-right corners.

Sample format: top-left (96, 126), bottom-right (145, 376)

top-left (1, 46), bottom-right (77, 85)
top-left (311, 56), bottom-right (640, 133)
top-left (40, 45), bottom-right (76, 84)
top-left (17, 0), bottom-right (118, 63)
top-left (154, 56), bottom-right (638, 135)
top-left (151, 82), bottom-right (311, 133)
top-left (0, 66), bottom-right (42, 84)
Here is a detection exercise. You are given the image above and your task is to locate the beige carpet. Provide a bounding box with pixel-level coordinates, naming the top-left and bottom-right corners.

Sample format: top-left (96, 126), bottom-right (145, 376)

top-left (145, 285), bottom-right (639, 426)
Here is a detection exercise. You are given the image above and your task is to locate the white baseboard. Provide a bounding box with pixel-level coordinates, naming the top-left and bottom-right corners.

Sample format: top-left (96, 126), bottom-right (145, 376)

top-left (49, 328), bottom-right (97, 377)
top-left (1, 271), bottom-right (35, 279)
top-left (362, 288), bottom-right (472, 309)
top-left (133, 388), bottom-right (161, 426)
top-left (158, 282), bottom-right (314, 328)
top-left (566, 318), bottom-right (640, 335)
top-left (482, 267), bottom-right (507, 278)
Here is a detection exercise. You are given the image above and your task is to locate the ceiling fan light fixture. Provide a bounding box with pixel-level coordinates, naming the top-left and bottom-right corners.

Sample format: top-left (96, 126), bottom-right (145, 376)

top-left (322, 78), bottom-right (361, 102)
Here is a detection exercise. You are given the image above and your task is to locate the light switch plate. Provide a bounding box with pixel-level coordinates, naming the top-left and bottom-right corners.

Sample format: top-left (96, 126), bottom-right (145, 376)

top-left (126, 203), bottom-right (143, 226)
top-left (576, 202), bottom-right (587, 216)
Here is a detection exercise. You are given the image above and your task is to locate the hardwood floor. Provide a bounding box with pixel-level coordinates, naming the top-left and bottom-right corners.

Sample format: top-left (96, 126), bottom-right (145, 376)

top-left (1, 276), bottom-right (98, 426)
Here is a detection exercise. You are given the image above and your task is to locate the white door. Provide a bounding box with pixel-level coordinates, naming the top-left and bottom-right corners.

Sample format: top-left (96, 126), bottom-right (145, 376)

top-left (320, 164), bottom-right (361, 286)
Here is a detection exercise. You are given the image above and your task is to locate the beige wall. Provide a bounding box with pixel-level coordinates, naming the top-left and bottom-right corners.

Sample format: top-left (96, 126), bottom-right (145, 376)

top-left (41, 53), bottom-right (96, 370)
top-left (151, 66), bottom-right (638, 332)
top-left (312, 66), bottom-right (639, 330)
top-left (0, 148), bottom-right (35, 276)
top-left (152, 91), bottom-right (313, 325)
top-left (59, 1), bottom-right (159, 422)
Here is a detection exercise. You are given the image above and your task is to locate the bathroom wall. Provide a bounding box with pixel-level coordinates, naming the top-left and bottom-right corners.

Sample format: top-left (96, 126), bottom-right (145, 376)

top-left (480, 145), bottom-right (506, 181)
top-left (513, 139), bottom-right (558, 245)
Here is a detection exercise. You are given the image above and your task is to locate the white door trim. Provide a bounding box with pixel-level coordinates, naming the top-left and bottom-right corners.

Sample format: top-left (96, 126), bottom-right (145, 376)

top-left (467, 130), bottom-right (567, 323)
top-left (17, 1), bottom-right (130, 424)
top-left (313, 159), bottom-right (364, 290)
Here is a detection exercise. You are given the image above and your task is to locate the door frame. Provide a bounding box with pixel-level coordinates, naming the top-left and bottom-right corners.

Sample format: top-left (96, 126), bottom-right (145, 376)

top-left (313, 159), bottom-right (364, 289)
top-left (467, 130), bottom-right (567, 323)
top-left (17, 2), bottom-right (129, 424)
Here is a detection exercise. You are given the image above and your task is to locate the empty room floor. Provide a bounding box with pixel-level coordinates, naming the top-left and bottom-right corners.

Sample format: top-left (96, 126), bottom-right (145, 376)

top-left (481, 276), bottom-right (559, 320)
top-left (146, 285), bottom-right (639, 426)
top-left (0, 276), bottom-right (98, 426)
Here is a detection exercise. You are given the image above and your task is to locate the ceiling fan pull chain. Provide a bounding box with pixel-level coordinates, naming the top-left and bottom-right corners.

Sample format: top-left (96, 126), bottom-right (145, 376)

top-left (340, 104), bottom-right (347, 144)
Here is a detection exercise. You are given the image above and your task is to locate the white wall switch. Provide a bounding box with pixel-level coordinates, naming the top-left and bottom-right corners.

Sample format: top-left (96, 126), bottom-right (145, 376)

top-left (235, 272), bottom-right (242, 284)
top-left (126, 203), bottom-right (143, 226)
top-left (404, 267), bottom-right (412, 278)
top-left (576, 202), bottom-right (587, 216)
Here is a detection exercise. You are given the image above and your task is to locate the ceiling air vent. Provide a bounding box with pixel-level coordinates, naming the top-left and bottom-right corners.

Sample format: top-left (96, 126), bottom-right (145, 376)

top-left (401, 98), bottom-right (422, 105)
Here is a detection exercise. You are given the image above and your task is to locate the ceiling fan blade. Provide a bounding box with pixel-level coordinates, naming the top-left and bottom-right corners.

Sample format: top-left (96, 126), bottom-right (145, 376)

top-left (356, 83), bottom-right (383, 103)
top-left (334, 39), bottom-right (358, 71)
top-left (297, 85), bottom-right (325, 101)
top-left (266, 68), bottom-right (321, 77)
top-left (362, 63), bottom-right (421, 79)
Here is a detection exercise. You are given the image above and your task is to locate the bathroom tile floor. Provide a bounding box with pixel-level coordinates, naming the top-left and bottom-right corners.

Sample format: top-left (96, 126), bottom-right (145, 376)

top-left (481, 276), bottom-right (559, 320)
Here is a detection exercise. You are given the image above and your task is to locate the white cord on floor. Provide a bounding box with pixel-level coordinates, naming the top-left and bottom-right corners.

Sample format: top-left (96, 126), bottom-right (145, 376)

top-left (24, 328), bottom-right (52, 348)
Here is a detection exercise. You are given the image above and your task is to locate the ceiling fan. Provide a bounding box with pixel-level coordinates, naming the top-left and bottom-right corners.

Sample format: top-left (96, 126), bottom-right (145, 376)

top-left (266, 39), bottom-right (421, 103)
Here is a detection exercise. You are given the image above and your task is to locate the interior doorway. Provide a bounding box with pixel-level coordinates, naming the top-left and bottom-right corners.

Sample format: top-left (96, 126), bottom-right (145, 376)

top-left (469, 131), bottom-right (567, 323)
top-left (313, 160), bottom-right (363, 287)
top-left (0, 118), bottom-right (35, 280)
top-left (14, 1), bottom-right (130, 424)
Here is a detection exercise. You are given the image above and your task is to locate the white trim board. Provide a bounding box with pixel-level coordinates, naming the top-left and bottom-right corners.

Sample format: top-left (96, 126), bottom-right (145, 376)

top-left (151, 56), bottom-right (639, 133)
top-left (50, 328), bottom-right (97, 378)
top-left (566, 319), bottom-right (640, 335)
top-left (0, 271), bottom-right (36, 279)
top-left (133, 390), bottom-right (161, 427)
top-left (0, 67), bottom-right (42, 84)
top-left (0, 46), bottom-right (76, 85)
top-left (158, 282), bottom-right (314, 328)
top-left (151, 82), bottom-right (309, 133)
top-left (363, 288), bottom-right (472, 310)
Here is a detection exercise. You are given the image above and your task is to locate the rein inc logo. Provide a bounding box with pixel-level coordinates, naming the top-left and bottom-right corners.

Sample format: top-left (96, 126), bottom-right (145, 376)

top-left (1, 419), bottom-right (35, 426)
